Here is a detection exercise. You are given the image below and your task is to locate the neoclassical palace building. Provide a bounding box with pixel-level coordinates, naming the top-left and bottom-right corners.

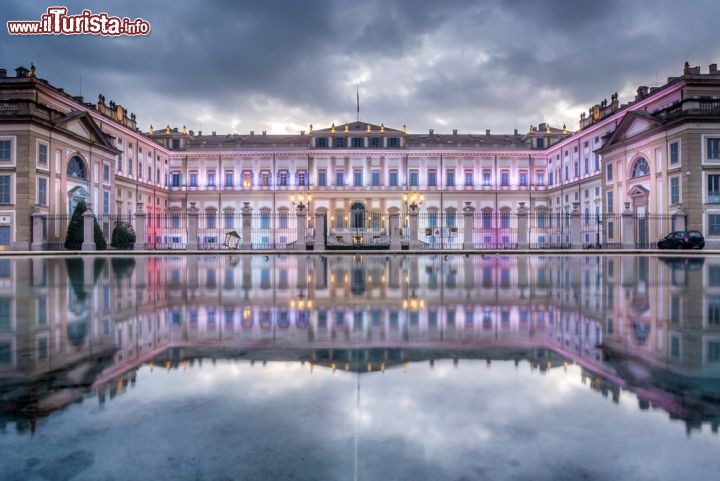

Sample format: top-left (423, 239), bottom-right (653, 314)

top-left (0, 62), bottom-right (719, 249)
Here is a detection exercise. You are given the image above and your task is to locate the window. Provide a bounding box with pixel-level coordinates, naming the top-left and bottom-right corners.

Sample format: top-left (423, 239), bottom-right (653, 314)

top-left (117, 154), bottom-right (123, 172)
top-left (709, 175), bottom-right (720, 203)
top-left (482, 170), bottom-right (491, 186)
top-left (409, 170), bottom-right (419, 187)
top-left (708, 138), bottom-right (720, 160)
top-left (261, 170), bottom-right (271, 187)
top-left (370, 137), bottom-right (381, 148)
top-left (316, 137), bottom-right (328, 148)
top-left (564, 165), bottom-right (568, 181)
top-left (103, 163), bottom-right (110, 182)
top-left (37, 142), bottom-right (48, 166)
top-left (548, 172), bottom-right (553, 186)
top-left (353, 170), bottom-right (363, 187)
top-left (519, 171), bottom-right (527, 186)
top-left (631, 157), bottom-right (650, 178)
top-left (500, 171), bottom-right (510, 186)
top-left (537, 172), bottom-right (545, 186)
top-left (335, 170), bottom-right (344, 186)
top-left (351, 137), bottom-right (363, 148)
top-left (171, 172), bottom-right (181, 187)
top-left (206, 212), bottom-right (216, 229)
top-left (189, 172), bottom-right (198, 187)
top-left (103, 191), bottom-right (110, 215)
top-left (389, 170), bottom-right (398, 187)
top-left (172, 138), bottom-right (180, 149)
top-left (224, 212), bottom-right (234, 229)
top-left (465, 170), bottom-right (473, 187)
top-left (536, 138), bottom-right (544, 149)
top-left (67, 156), bottom-right (87, 180)
top-left (333, 137), bottom-right (345, 148)
top-left (318, 170), bottom-right (327, 187)
top-left (594, 154), bottom-right (600, 171)
top-left (0, 139), bottom-right (11, 161)
top-left (138, 162), bottom-right (143, 179)
top-left (446, 170), bottom-right (455, 187)
top-left (225, 172), bottom-right (233, 187)
top-left (606, 163), bottom-right (613, 182)
top-left (607, 191), bottom-right (614, 214)
top-left (297, 170), bottom-right (307, 187)
top-left (428, 169), bottom-right (437, 187)
top-left (371, 170), bottom-right (380, 187)
top-left (207, 171), bottom-right (216, 187)
top-left (388, 137), bottom-right (400, 148)
top-left (584, 158), bottom-right (589, 175)
top-left (708, 298), bottom-right (720, 325)
top-left (37, 177), bottom-right (47, 205)
top-left (709, 215), bottom-right (720, 236)
top-left (670, 142), bottom-right (679, 165)
top-left (0, 177), bottom-right (10, 208)
top-left (670, 177), bottom-right (680, 205)
top-left (278, 170), bottom-right (289, 187)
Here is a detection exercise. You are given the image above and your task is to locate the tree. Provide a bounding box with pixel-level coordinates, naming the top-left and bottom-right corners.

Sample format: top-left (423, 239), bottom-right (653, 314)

top-left (64, 200), bottom-right (107, 250)
top-left (111, 220), bottom-right (136, 249)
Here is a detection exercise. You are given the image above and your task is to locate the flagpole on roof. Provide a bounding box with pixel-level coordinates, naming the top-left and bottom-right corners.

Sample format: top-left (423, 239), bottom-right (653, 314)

top-left (356, 84), bottom-right (360, 122)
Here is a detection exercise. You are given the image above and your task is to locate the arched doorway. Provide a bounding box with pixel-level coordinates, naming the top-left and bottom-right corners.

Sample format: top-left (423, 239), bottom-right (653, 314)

top-left (350, 202), bottom-right (365, 229)
top-left (66, 155), bottom-right (89, 214)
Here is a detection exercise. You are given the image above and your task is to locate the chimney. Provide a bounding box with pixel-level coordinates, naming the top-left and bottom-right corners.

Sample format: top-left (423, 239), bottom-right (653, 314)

top-left (452, 129), bottom-right (457, 135)
top-left (250, 131), bottom-right (254, 135)
top-left (635, 86), bottom-right (649, 99)
top-left (198, 130), bottom-right (202, 136)
top-left (262, 130), bottom-right (267, 135)
top-left (300, 130), bottom-right (305, 135)
top-left (429, 129), bottom-right (434, 135)
top-left (485, 129), bottom-right (491, 135)
top-left (0, 69), bottom-right (6, 78)
top-left (710, 63), bottom-right (718, 74)
top-left (514, 129), bottom-right (518, 135)
top-left (212, 131), bottom-right (216, 136)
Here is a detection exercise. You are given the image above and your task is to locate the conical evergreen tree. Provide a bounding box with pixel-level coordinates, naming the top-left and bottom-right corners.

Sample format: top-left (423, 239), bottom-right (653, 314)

top-left (63, 201), bottom-right (107, 250)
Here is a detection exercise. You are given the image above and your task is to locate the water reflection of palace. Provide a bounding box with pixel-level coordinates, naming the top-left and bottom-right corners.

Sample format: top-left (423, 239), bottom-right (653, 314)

top-left (0, 255), bottom-right (719, 432)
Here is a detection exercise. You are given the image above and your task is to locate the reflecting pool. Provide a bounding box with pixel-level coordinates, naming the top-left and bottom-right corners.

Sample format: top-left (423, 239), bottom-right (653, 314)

top-left (0, 254), bottom-right (719, 481)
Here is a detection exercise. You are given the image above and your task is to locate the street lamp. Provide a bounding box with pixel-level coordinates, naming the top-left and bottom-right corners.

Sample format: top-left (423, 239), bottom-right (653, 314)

top-left (290, 193), bottom-right (312, 213)
top-left (403, 192), bottom-right (424, 211)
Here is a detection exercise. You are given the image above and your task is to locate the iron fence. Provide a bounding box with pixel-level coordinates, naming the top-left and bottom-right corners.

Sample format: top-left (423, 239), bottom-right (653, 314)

top-left (33, 210), bottom-right (689, 251)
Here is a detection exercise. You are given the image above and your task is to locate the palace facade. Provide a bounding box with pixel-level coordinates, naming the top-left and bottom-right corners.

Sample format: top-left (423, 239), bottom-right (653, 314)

top-left (0, 62), bottom-right (719, 249)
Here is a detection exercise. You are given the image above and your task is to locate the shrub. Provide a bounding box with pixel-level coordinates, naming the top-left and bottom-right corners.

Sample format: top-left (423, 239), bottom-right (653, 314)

top-left (64, 200), bottom-right (107, 250)
top-left (111, 221), bottom-right (136, 249)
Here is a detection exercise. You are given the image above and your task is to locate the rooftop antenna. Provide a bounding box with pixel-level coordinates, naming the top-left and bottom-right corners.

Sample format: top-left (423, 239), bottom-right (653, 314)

top-left (356, 84), bottom-right (360, 122)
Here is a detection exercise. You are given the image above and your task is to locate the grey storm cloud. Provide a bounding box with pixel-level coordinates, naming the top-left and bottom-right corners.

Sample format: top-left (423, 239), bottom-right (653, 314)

top-left (1, 0), bottom-right (719, 134)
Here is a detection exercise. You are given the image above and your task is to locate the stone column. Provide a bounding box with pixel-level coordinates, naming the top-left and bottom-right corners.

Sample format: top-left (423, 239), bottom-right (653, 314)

top-left (409, 207), bottom-right (420, 250)
top-left (462, 202), bottom-right (475, 250)
top-left (314, 212), bottom-right (326, 251)
top-left (389, 211), bottom-right (401, 250)
top-left (516, 202), bottom-right (529, 249)
top-left (241, 202), bottom-right (253, 249)
top-left (31, 207), bottom-right (46, 251)
top-left (570, 202), bottom-right (582, 249)
top-left (82, 206), bottom-right (96, 251)
top-left (187, 203), bottom-right (199, 250)
top-left (621, 202), bottom-right (635, 249)
top-left (296, 207), bottom-right (307, 251)
top-left (463, 255), bottom-right (474, 288)
top-left (134, 202), bottom-right (147, 250)
top-left (297, 256), bottom-right (307, 289)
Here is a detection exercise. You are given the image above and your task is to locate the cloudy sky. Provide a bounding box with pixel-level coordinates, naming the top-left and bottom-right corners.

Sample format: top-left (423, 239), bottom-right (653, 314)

top-left (2, 0), bottom-right (719, 135)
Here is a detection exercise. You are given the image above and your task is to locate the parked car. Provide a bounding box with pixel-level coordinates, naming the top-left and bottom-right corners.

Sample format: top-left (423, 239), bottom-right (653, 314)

top-left (657, 230), bottom-right (705, 249)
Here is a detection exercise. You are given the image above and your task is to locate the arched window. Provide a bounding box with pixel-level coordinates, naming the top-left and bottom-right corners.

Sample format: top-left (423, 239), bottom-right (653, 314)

top-left (67, 156), bottom-right (87, 180)
top-left (631, 157), bottom-right (650, 179)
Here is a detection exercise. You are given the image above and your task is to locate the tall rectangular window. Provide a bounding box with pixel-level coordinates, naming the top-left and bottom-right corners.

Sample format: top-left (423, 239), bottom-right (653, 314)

top-left (409, 170), bottom-right (419, 187)
top-left (37, 177), bottom-right (47, 205)
top-left (709, 215), bottom-right (720, 236)
top-left (297, 170), bottom-right (307, 187)
top-left (103, 191), bottom-right (110, 215)
top-left (606, 163), bottom-right (613, 182)
top-left (370, 137), bottom-right (381, 148)
top-left (389, 170), bottom-right (398, 187)
top-left (519, 172), bottom-right (527, 186)
top-left (537, 172), bottom-right (545, 186)
top-left (0, 176), bottom-right (9, 204)
top-left (207, 171), bottom-right (216, 187)
top-left (594, 153), bottom-right (600, 171)
top-left (38, 142), bottom-right (48, 166)
top-left (670, 176), bottom-right (680, 204)
top-left (500, 171), bottom-right (510, 186)
top-left (607, 191), bottom-right (614, 214)
top-left (225, 172), bottom-right (233, 187)
top-left (315, 137), bottom-right (328, 148)
top-left (482, 170), bottom-right (491, 186)
top-left (225, 212), bottom-right (234, 229)
top-left (708, 138), bottom-right (720, 160)
top-left (333, 137), bottom-right (345, 148)
top-left (171, 172), bottom-right (181, 187)
top-left (278, 170), bottom-right (289, 187)
top-left (388, 137), bottom-right (400, 148)
top-left (353, 170), bottom-right (363, 187)
top-left (446, 170), bottom-right (455, 187)
top-left (670, 142), bottom-right (679, 165)
top-left (428, 169), bottom-right (437, 187)
top-left (0, 140), bottom-right (10, 161)
top-left (709, 175), bottom-right (720, 203)
top-left (261, 170), bottom-right (271, 187)
top-left (335, 170), bottom-right (344, 186)
top-left (190, 172), bottom-right (198, 187)
top-left (318, 170), bottom-right (327, 187)
top-left (371, 170), bottom-right (380, 187)
top-left (103, 163), bottom-right (110, 182)
top-left (351, 137), bottom-right (363, 148)
top-left (242, 171), bottom-right (252, 187)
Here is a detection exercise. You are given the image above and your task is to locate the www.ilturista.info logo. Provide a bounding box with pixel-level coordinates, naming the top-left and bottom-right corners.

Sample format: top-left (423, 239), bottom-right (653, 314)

top-left (7, 7), bottom-right (151, 36)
